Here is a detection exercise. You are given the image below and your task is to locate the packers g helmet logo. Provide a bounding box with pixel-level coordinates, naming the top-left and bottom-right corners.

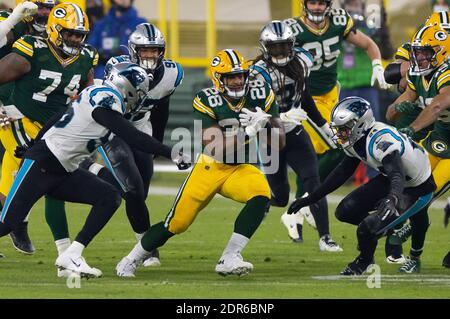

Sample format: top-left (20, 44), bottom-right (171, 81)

top-left (432, 140), bottom-right (448, 153)
top-left (435, 30), bottom-right (447, 41)
top-left (54, 8), bottom-right (67, 19)
top-left (211, 56), bottom-right (221, 67)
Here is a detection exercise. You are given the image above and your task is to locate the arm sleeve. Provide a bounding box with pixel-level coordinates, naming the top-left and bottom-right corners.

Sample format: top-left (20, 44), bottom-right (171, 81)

top-left (150, 96), bottom-right (170, 143)
top-left (301, 81), bottom-right (326, 127)
top-left (381, 150), bottom-right (405, 199)
top-left (302, 156), bottom-right (360, 205)
top-left (384, 62), bottom-right (403, 85)
top-left (92, 107), bottom-right (172, 159)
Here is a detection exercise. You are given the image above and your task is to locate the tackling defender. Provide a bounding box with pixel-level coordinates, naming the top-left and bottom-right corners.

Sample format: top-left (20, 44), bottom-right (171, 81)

top-left (251, 20), bottom-right (341, 251)
top-left (115, 49), bottom-right (285, 277)
top-left (288, 97), bottom-right (435, 274)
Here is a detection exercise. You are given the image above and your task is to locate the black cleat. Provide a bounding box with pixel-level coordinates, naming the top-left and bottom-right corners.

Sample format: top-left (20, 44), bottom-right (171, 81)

top-left (443, 251), bottom-right (450, 268)
top-left (10, 222), bottom-right (35, 255)
top-left (0, 252), bottom-right (4, 258)
top-left (340, 256), bottom-right (374, 276)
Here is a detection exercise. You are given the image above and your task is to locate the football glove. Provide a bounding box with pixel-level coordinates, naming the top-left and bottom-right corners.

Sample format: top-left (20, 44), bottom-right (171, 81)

top-left (14, 139), bottom-right (34, 159)
top-left (239, 107), bottom-right (272, 138)
top-left (287, 196), bottom-right (312, 215)
top-left (371, 59), bottom-right (390, 90)
top-left (376, 194), bottom-right (399, 221)
top-left (319, 123), bottom-right (333, 139)
top-left (280, 107), bottom-right (307, 126)
top-left (394, 101), bottom-right (418, 114)
top-left (10, 1), bottom-right (38, 25)
top-left (399, 126), bottom-right (415, 137)
top-left (172, 150), bottom-right (191, 170)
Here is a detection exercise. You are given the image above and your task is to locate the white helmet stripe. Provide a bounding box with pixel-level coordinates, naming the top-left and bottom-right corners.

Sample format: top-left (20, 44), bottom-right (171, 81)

top-left (224, 49), bottom-right (240, 67)
top-left (72, 3), bottom-right (84, 28)
top-left (415, 25), bottom-right (430, 41)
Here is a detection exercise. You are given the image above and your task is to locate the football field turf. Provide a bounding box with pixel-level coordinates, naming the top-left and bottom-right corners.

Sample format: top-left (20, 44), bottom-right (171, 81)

top-left (0, 173), bottom-right (449, 299)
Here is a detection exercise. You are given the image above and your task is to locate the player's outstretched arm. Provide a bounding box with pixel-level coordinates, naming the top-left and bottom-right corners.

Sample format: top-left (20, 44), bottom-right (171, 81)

top-left (386, 87), bottom-right (418, 122)
top-left (0, 52), bottom-right (31, 85)
top-left (287, 156), bottom-right (360, 214)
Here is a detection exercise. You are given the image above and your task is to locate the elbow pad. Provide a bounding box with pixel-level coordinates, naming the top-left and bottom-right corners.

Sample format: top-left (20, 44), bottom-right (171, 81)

top-left (384, 63), bottom-right (403, 85)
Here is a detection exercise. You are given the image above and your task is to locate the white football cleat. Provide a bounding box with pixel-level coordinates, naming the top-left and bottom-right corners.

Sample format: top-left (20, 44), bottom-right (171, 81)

top-left (57, 268), bottom-right (75, 278)
top-left (55, 253), bottom-right (102, 278)
top-left (215, 253), bottom-right (253, 277)
top-left (281, 211), bottom-right (304, 243)
top-left (319, 235), bottom-right (343, 252)
top-left (299, 206), bottom-right (317, 229)
top-left (386, 254), bottom-right (407, 264)
top-left (143, 249), bottom-right (161, 267)
top-left (116, 257), bottom-right (141, 277)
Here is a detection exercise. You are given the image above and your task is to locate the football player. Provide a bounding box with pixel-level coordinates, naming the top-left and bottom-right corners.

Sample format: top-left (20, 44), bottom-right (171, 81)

top-left (0, 2), bottom-right (93, 256)
top-left (287, 97), bottom-right (436, 274)
top-left (0, 62), bottom-right (189, 278)
top-left (115, 49), bottom-right (285, 277)
top-left (251, 20), bottom-right (342, 251)
top-left (80, 23), bottom-right (184, 267)
top-left (444, 199), bottom-right (450, 268)
top-left (283, 0), bottom-right (389, 238)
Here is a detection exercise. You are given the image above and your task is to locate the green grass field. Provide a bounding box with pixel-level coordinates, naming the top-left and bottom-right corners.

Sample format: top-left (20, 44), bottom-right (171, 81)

top-left (0, 172), bottom-right (450, 299)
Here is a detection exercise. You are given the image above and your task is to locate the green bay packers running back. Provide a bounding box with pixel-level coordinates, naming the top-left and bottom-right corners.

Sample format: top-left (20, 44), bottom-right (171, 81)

top-left (115, 49), bottom-right (286, 278)
top-left (0, 2), bottom-right (97, 256)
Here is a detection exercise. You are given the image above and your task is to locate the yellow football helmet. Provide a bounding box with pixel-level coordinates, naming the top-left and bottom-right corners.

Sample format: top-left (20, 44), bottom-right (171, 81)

top-left (425, 10), bottom-right (450, 33)
top-left (18, 0), bottom-right (56, 34)
top-left (410, 23), bottom-right (450, 75)
top-left (47, 3), bottom-right (89, 56)
top-left (210, 49), bottom-right (250, 99)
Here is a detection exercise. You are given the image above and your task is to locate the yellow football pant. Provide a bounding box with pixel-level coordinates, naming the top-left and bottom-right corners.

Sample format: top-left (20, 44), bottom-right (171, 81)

top-left (428, 152), bottom-right (450, 199)
top-left (303, 84), bottom-right (340, 155)
top-left (164, 154), bottom-right (271, 234)
top-left (0, 118), bottom-right (41, 197)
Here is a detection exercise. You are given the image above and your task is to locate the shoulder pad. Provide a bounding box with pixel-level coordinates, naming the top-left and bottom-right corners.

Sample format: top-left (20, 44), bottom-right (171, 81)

top-left (249, 61), bottom-right (272, 85)
top-left (87, 86), bottom-right (125, 114)
top-left (368, 127), bottom-right (405, 162)
top-left (162, 60), bottom-right (184, 87)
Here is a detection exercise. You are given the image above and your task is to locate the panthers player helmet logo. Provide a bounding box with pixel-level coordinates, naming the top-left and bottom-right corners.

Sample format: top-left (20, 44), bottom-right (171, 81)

top-left (210, 49), bottom-right (250, 99)
top-left (47, 3), bottom-right (89, 56)
top-left (410, 24), bottom-right (450, 76)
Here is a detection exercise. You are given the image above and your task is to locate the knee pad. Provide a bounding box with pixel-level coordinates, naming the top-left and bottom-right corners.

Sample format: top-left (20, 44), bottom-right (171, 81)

top-left (335, 199), bottom-right (355, 223)
top-left (358, 214), bottom-right (382, 237)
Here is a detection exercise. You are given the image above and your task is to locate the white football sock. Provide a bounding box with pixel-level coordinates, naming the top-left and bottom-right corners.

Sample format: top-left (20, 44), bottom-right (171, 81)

top-left (135, 232), bottom-right (145, 242)
top-left (55, 238), bottom-right (71, 256)
top-left (127, 241), bottom-right (150, 262)
top-left (65, 241), bottom-right (85, 256)
top-left (221, 232), bottom-right (249, 257)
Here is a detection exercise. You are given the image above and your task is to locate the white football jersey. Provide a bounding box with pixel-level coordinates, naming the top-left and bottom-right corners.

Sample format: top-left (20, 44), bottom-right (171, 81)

top-left (250, 48), bottom-right (313, 133)
top-left (44, 85), bottom-right (125, 172)
top-left (344, 122), bottom-right (431, 188)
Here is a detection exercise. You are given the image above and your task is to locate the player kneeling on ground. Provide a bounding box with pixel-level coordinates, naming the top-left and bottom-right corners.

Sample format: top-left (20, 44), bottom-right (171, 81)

top-left (0, 62), bottom-right (190, 278)
top-left (287, 97), bottom-right (436, 275)
top-left (116, 49), bottom-right (285, 278)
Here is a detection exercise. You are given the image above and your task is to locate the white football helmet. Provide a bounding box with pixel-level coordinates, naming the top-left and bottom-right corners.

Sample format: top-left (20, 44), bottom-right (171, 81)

top-left (330, 97), bottom-right (375, 149)
top-left (128, 23), bottom-right (165, 72)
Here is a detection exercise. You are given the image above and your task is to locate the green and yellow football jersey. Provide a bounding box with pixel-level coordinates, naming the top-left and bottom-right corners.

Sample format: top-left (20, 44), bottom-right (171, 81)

top-left (10, 35), bottom-right (98, 125)
top-left (0, 10), bottom-right (28, 104)
top-left (284, 9), bottom-right (354, 96)
top-left (193, 79), bottom-right (278, 164)
top-left (395, 42), bottom-right (411, 62)
top-left (407, 62), bottom-right (450, 157)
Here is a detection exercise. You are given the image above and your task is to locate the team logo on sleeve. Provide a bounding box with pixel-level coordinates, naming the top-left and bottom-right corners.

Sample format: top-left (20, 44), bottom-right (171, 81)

top-left (54, 8), bottom-right (67, 18)
top-left (432, 140), bottom-right (448, 153)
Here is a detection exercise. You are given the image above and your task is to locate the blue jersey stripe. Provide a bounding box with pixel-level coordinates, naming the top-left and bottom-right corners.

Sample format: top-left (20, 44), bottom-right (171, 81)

top-left (1, 159), bottom-right (35, 222)
top-left (368, 129), bottom-right (405, 159)
top-left (251, 65), bottom-right (272, 85)
top-left (174, 63), bottom-right (183, 87)
top-left (98, 146), bottom-right (128, 193)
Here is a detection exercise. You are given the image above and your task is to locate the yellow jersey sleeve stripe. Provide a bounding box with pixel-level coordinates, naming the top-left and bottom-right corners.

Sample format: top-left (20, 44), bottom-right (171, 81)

top-left (17, 39), bottom-right (33, 50)
top-left (0, 17), bottom-right (7, 22)
top-left (396, 47), bottom-right (409, 60)
top-left (12, 42), bottom-right (33, 57)
top-left (343, 16), bottom-right (355, 37)
top-left (264, 90), bottom-right (275, 112)
top-left (193, 97), bottom-right (215, 114)
top-left (437, 73), bottom-right (450, 89)
top-left (193, 99), bottom-right (216, 119)
top-left (93, 53), bottom-right (99, 67)
top-left (437, 70), bottom-right (450, 82)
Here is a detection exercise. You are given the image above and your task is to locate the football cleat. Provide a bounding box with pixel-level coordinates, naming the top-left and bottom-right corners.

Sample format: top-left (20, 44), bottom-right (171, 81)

top-left (57, 268), bottom-right (75, 278)
top-left (10, 222), bottom-right (35, 255)
top-left (281, 211), bottom-right (304, 243)
top-left (442, 251), bottom-right (450, 268)
top-left (319, 235), bottom-right (343, 252)
top-left (388, 223), bottom-right (412, 245)
top-left (215, 253), bottom-right (253, 277)
top-left (0, 252), bottom-right (4, 258)
top-left (399, 257), bottom-right (421, 273)
top-left (340, 256), bottom-right (374, 276)
top-left (55, 253), bottom-right (102, 278)
top-left (143, 249), bottom-right (161, 267)
top-left (386, 254), bottom-right (407, 264)
top-left (116, 256), bottom-right (142, 277)
top-left (300, 206), bottom-right (317, 229)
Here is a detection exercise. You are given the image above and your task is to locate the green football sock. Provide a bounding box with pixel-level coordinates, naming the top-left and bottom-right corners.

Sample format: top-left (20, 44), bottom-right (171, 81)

top-left (45, 196), bottom-right (69, 241)
top-left (234, 196), bottom-right (270, 238)
top-left (409, 210), bottom-right (430, 258)
top-left (296, 148), bottom-right (345, 198)
top-left (140, 221), bottom-right (174, 252)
